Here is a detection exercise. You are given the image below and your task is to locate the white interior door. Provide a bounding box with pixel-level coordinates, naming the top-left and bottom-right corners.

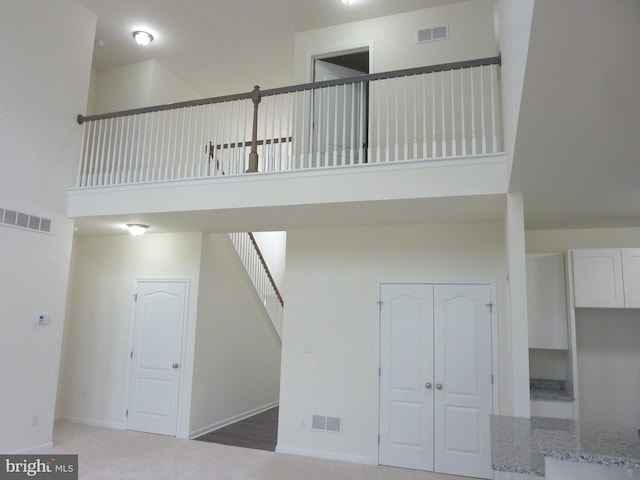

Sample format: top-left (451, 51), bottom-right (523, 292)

top-left (379, 284), bottom-right (434, 470)
top-left (379, 283), bottom-right (493, 479)
top-left (434, 284), bottom-right (493, 479)
top-left (312, 59), bottom-right (365, 166)
top-left (127, 280), bottom-right (187, 436)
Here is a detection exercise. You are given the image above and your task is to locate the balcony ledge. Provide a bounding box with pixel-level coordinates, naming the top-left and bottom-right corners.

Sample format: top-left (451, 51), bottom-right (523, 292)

top-left (68, 154), bottom-right (507, 233)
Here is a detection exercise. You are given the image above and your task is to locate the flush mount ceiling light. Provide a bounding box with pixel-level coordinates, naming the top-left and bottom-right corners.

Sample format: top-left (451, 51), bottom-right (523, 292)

top-left (340, 0), bottom-right (353, 4)
top-left (132, 30), bottom-right (154, 46)
top-left (126, 224), bottom-right (149, 236)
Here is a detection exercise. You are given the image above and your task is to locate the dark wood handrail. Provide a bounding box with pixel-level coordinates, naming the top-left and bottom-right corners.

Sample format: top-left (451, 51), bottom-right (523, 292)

top-left (247, 232), bottom-right (284, 308)
top-left (76, 55), bottom-right (501, 125)
top-left (260, 55), bottom-right (501, 97)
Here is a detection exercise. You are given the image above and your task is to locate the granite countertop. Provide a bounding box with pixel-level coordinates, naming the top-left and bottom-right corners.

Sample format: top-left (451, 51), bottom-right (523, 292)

top-left (530, 378), bottom-right (574, 402)
top-left (491, 415), bottom-right (640, 476)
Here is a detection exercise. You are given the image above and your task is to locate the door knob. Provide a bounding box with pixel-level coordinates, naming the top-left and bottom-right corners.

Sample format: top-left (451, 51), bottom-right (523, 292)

top-left (425, 382), bottom-right (432, 389)
top-left (436, 383), bottom-right (443, 390)
top-left (172, 363), bottom-right (180, 369)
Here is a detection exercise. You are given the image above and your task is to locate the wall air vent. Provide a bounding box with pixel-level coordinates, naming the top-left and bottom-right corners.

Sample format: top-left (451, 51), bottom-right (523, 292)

top-left (311, 414), bottom-right (342, 433)
top-left (417, 25), bottom-right (449, 43)
top-left (1, 207), bottom-right (51, 234)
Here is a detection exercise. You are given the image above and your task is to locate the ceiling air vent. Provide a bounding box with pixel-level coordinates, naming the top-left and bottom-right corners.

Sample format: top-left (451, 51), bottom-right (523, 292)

top-left (417, 25), bottom-right (449, 43)
top-left (1, 207), bottom-right (51, 234)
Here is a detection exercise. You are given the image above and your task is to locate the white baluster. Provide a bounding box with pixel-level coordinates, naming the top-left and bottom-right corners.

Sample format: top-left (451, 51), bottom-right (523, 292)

top-left (431, 73), bottom-right (437, 158)
top-left (470, 67), bottom-right (477, 155)
top-left (376, 81), bottom-right (382, 163)
top-left (287, 92), bottom-right (295, 170)
top-left (76, 122), bottom-right (88, 187)
top-left (150, 112), bottom-right (159, 181)
top-left (115, 116), bottom-right (125, 184)
top-left (230, 100), bottom-right (239, 174)
top-left (87, 121), bottom-right (97, 186)
top-left (490, 64), bottom-right (498, 153)
top-left (480, 65), bottom-right (487, 154)
top-left (359, 81), bottom-right (365, 163)
top-left (97, 119), bottom-right (108, 185)
top-left (441, 70), bottom-right (446, 157)
top-left (385, 80), bottom-right (391, 163)
top-left (450, 69), bottom-right (457, 157)
top-left (162, 110), bottom-right (171, 181)
top-left (324, 87), bottom-right (330, 168)
top-left (413, 75), bottom-right (418, 160)
top-left (300, 89), bottom-right (308, 169)
top-left (220, 101), bottom-right (228, 176)
top-left (422, 74), bottom-right (428, 159)
top-left (394, 77), bottom-right (399, 162)
top-left (460, 68), bottom-right (467, 156)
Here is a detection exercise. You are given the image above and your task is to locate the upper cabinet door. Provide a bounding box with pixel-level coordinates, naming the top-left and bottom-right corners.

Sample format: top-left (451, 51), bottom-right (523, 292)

top-left (527, 253), bottom-right (569, 349)
top-left (622, 249), bottom-right (640, 308)
top-left (572, 249), bottom-right (625, 308)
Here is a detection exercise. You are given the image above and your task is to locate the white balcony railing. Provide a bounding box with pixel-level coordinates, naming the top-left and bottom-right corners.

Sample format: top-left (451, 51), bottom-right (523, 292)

top-left (75, 56), bottom-right (503, 187)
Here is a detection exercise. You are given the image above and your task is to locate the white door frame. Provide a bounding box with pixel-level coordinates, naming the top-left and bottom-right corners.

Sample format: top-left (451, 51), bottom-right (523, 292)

top-left (375, 281), bottom-right (500, 466)
top-left (124, 277), bottom-right (191, 435)
top-left (305, 42), bottom-right (375, 83)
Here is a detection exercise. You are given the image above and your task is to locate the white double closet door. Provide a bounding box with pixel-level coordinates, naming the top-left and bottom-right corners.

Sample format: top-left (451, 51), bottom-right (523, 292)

top-left (379, 283), bottom-right (493, 479)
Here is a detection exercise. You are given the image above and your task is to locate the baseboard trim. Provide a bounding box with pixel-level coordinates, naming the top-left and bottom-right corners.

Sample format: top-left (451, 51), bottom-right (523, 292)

top-left (11, 442), bottom-right (54, 454)
top-left (275, 445), bottom-right (377, 466)
top-left (56, 415), bottom-right (125, 431)
top-left (189, 401), bottom-right (279, 439)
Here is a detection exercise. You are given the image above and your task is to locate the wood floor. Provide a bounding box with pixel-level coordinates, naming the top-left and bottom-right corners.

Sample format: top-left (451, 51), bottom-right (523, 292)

top-left (194, 407), bottom-right (278, 452)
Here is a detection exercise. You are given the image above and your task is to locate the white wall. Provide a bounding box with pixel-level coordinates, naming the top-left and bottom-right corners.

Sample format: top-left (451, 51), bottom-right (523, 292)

top-left (189, 234), bottom-right (281, 436)
top-left (498, 0), bottom-right (535, 179)
top-left (0, 0), bottom-right (95, 452)
top-left (526, 227), bottom-right (640, 426)
top-left (526, 227), bottom-right (640, 252)
top-left (294, 0), bottom-right (497, 82)
top-left (277, 221), bottom-right (507, 463)
top-left (58, 233), bottom-right (203, 438)
top-left (90, 59), bottom-right (201, 115)
top-left (575, 308), bottom-right (640, 426)
top-left (505, 193), bottom-right (530, 416)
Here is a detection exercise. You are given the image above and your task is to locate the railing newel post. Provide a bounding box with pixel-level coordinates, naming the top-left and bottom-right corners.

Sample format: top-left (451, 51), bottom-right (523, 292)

top-left (247, 85), bottom-right (261, 173)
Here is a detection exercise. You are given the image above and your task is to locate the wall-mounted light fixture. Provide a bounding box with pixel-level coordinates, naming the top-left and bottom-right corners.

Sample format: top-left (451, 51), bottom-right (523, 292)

top-left (126, 224), bottom-right (149, 236)
top-left (132, 30), bottom-right (154, 46)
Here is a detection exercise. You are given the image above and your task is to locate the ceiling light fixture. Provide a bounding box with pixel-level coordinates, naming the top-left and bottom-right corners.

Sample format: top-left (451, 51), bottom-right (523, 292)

top-left (340, 0), bottom-right (353, 4)
top-left (132, 30), bottom-right (154, 46)
top-left (126, 224), bottom-right (149, 236)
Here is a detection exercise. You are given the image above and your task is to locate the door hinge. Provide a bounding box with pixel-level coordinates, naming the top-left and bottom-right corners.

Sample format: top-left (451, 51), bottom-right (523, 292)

top-left (491, 374), bottom-right (494, 384)
top-left (130, 350), bottom-right (133, 359)
top-left (133, 293), bottom-right (138, 302)
top-left (486, 303), bottom-right (494, 313)
top-left (377, 300), bottom-right (383, 311)
top-left (125, 409), bottom-right (129, 418)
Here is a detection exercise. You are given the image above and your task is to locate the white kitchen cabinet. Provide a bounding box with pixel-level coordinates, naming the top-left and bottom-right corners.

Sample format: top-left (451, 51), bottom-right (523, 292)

top-left (571, 249), bottom-right (625, 308)
top-left (527, 253), bottom-right (569, 349)
top-left (622, 249), bottom-right (640, 308)
top-left (572, 248), bottom-right (640, 308)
